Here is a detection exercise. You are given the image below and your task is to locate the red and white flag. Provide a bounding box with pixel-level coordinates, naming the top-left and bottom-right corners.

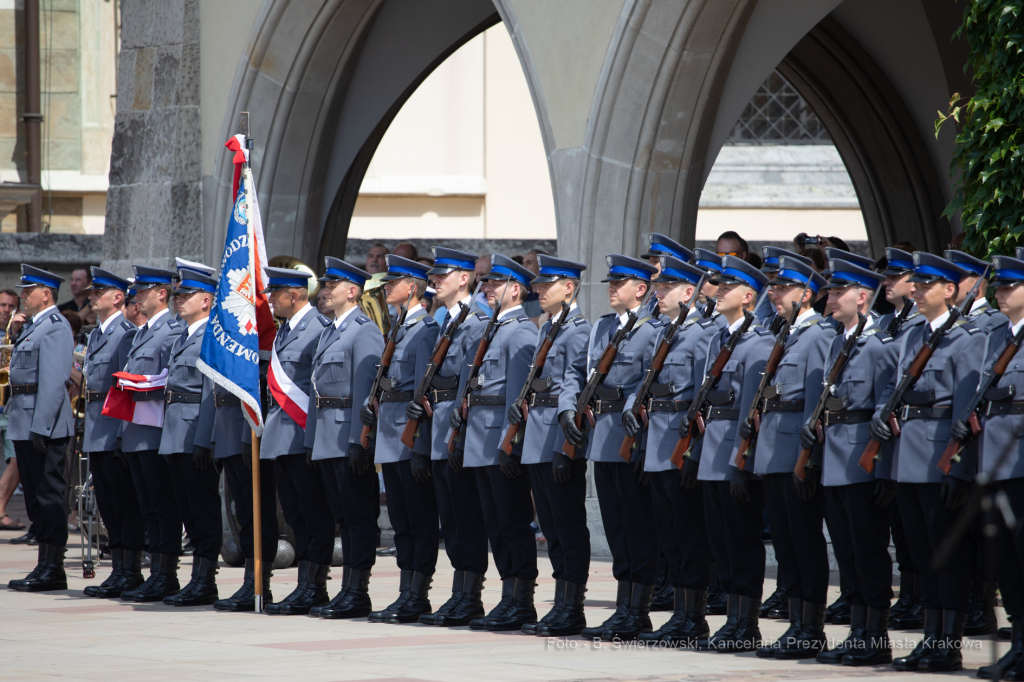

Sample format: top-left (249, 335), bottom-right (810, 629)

top-left (268, 345), bottom-right (309, 429)
top-left (101, 368), bottom-right (169, 428)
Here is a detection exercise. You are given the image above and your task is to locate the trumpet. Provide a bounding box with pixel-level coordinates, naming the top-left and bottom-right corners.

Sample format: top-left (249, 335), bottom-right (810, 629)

top-left (359, 273), bottom-right (391, 337)
top-left (0, 313), bottom-right (14, 403)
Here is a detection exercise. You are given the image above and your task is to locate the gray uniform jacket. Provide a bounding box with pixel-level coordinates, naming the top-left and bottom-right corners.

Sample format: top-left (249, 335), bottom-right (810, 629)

top-left (304, 311), bottom-right (383, 460)
top-left (564, 311), bottom-right (664, 464)
top-left (750, 314), bottom-right (835, 474)
top-left (696, 322), bottom-right (774, 481)
top-left (625, 310), bottom-right (725, 472)
top-left (371, 308), bottom-right (439, 464)
top-left (878, 307), bottom-right (926, 341)
top-left (521, 308), bottom-right (591, 465)
top-left (877, 319), bottom-right (983, 483)
top-left (83, 315), bottom-right (137, 452)
top-left (6, 307), bottom-right (74, 441)
top-left (210, 384), bottom-right (246, 459)
top-left (979, 324), bottom-right (1024, 481)
top-left (158, 321), bottom-right (215, 455)
top-left (261, 306), bottom-right (331, 459)
top-left (968, 301), bottom-right (1009, 333)
top-left (457, 308), bottom-right (537, 468)
top-left (429, 303), bottom-right (490, 460)
top-left (120, 311), bottom-right (183, 453)
top-left (820, 327), bottom-right (898, 486)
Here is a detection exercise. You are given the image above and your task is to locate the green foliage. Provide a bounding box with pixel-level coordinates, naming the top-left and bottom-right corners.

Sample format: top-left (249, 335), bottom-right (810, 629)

top-left (936, 0), bottom-right (1024, 257)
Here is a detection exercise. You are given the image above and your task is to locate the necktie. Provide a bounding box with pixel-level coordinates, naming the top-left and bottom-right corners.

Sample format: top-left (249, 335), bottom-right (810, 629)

top-left (441, 310), bottom-right (451, 332)
top-left (277, 322), bottom-right (290, 347)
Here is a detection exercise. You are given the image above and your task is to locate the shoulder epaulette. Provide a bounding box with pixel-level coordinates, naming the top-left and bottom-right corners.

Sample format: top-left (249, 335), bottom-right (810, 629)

top-left (572, 317), bottom-right (588, 327)
top-left (965, 325), bottom-right (982, 334)
top-left (423, 316), bottom-right (438, 327)
top-left (698, 318), bottom-right (716, 329)
top-left (600, 312), bottom-right (616, 319)
top-left (817, 319), bottom-right (834, 328)
top-left (751, 328), bottom-right (773, 337)
top-left (121, 320), bottom-right (133, 331)
top-left (474, 312), bottom-right (489, 321)
top-left (354, 315), bottom-right (370, 325)
top-left (317, 314), bottom-right (331, 326)
top-left (167, 320), bottom-right (181, 328)
top-left (49, 313), bottom-right (61, 324)
top-left (517, 315), bottom-right (530, 322)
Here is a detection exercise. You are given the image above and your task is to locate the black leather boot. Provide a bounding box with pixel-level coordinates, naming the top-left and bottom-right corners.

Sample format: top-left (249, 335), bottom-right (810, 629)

top-left (387, 571), bottom-right (432, 623)
top-left (706, 574), bottom-right (727, 615)
top-left (133, 553), bottom-right (180, 602)
top-left (650, 560), bottom-right (673, 612)
top-left (102, 549), bottom-right (144, 598)
top-left (265, 560), bottom-right (310, 614)
top-left (524, 579), bottom-right (564, 634)
top-left (368, 569), bottom-right (412, 623)
top-left (890, 575), bottom-right (924, 630)
top-left (85, 548), bottom-right (123, 597)
top-left (965, 580), bottom-right (997, 636)
top-left (817, 603), bottom-right (866, 664)
top-left (978, 620), bottom-right (1024, 679)
top-left (640, 587), bottom-right (689, 643)
top-left (757, 597), bottom-right (803, 658)
top-left (676, 587), bottom-right (710, 647)
top-left (421, 571), bottom-right (464, 625)
top-left (312, 565), bottom-right (350, 618)
top-left (121, 552), bottom-right (159, 601)
top-left (826, 591), bottom-right (852, 624)
top-left (470, 577), bottom-right (514, 630)
top-left (486, 578), bottom-right (537, 631)
top-left (321, 568), bottom-right (372, 619)
top-left (842, 606), bottom-right (891, 665)
top-left (892, 607), bottom-right (942, 670)
top-left (173, 556), bottom-right (219, 607)
top-left (276, 562), bottom-right (329, 615)
top-left (536, 581), bottom-right (587, 637)
top-left (776, 601), bottom-right (826, 660)
top-left (216, 558), bottom-right (256, 611)
top-left (918, 609), bottom-right (967, 672)
top-left (436, 571), bottom-right (485, 627)
top-left (720, 595), bottom-right (761, 653)
top-left (164, 559), bottom-right (203, 605)
top-left (698, 593), bottom-right (740, 651)
top-left (221, 559), bottom-right (273, 612)
top-left (9, 543), bottom-right (46, 590)
top-left (602, 583), bottom-right (654, 641)
top-left (581, 580), bottom-right (631, 640)
top-left (18, 544), bottom-right (68, 592)
top-left (761, 586), bottom-right (788, 619)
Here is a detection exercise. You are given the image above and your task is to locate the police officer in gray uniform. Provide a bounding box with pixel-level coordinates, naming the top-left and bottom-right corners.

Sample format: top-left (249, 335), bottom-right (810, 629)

top-left (117, 265), bottom-right (187, 603)
top-left (640, 233), bottom-right (692, 318)
top-left (408, 247), bottom-right (491, 627)
top-left (6, 265), bottom-right (74, 592)
top-left (508, 255), bottom-right (592, 637)
top-left (304, 258), bottom-right (382, 620)
top-left (563, 255), bottom-right (665, 642)
top-left (80, 268), bottom-right (144, 598)
top-left (758, 247), bottom-right (813, 329)
top-left (450, 254), bottom-right (538, 631)
top-left (158, 268), bottom-right (219, 607)
top-left (627, 256), bottom-right (725, 646)
top-left (807, 259), bottom-right (899, 666)
top-left (870, 252), bottom-right (983, 673)
top-left (743, 258), bottom-right (834, 659)
top-left (946, 250), bottom-right (1007, 332)
top-left (359, 255), bottom-right (440, 624)
top-left (878, 248), bottom-right (926, 339)
top-left (690, 255), bottom-right (774, 652)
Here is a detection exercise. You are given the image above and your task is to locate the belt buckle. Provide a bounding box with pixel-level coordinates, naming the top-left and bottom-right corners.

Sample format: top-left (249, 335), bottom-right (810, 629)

top-left (900, 405), bottom-right (910, 421)
top-left (985, 401), bottom-right (993, 417)
top-left (165, 392), bottom-right (173, 404)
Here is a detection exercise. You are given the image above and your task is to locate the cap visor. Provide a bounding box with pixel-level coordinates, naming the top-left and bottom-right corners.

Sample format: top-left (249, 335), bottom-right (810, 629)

top-left (600, 274), bottom-right (634, 283)
top-left (882, 267), bottom-right (912, 276)
top-left (760, 264), bottom-right (779, 273)
top-left (530, 274), bottom-right (560, 284)
top-left (426, 265), bottom-right (458, 276)
top-left (769, 274), bottom-right (804, 288)
top-left (990, 278), bottom-right (1022, 288)
top-left (710, 274), bottom-right (743, 286)
top-left (907, 274), bottom-right (945, 284)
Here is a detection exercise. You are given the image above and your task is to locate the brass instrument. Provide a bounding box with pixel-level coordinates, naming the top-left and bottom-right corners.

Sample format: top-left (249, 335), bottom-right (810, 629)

top-left (0, 313), bottom-right (14, 405)
top-left (359, 273), bottom-right (391, 336)
top-left (268, 255), bottom-right (320, 299)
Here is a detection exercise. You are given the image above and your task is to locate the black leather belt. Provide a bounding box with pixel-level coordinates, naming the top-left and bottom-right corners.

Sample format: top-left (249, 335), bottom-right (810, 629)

top-left (986, 401), bottom-right (1024, 416)
top-left (380, 390), bottom-right (413, 403)
top-left (85, 390), bottom-right (108, 403)
top-left (530, 394), bottom-right (559, 408)
top-left (467, 394), bottom-right (504, 407)
top-left (429, 388), bottom-right (458, 403)
top-left (594, 399), bottom-right (625, 414)
top-left (166, 391), bottom-right (201, 404)
top-left (900, 405), bottom-right (953, 421)
top-left (10, 384), bottom-right (37, 395)
top-left (706, 407), bottom-right (739, 421)
top-left (824, 409), bottom-right (873, 426)
top-left (648, 399), bottom-right (690, 413)
top-left (315, 396), bottom-right (352, 409)
top-left (215, 394), bottom-right (240, 407)
top-left (764, 399), bottom-right (804, 413)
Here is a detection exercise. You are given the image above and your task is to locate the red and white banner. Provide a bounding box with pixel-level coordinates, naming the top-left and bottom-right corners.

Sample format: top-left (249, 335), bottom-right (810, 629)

top-left (101, 369), bottom-right (169, 428)
top-left (267, 345), bottom-right (309, 429)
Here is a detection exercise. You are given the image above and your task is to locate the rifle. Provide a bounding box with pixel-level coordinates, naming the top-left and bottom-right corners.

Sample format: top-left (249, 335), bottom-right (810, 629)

top-left (359, 292), bottom-right (411, 448)
top-left (400, 301), bottom-right (471, 449)
top-left (702, 295), bottom-right (717, 319)
top-left (937, 323), bottom-right (1024, 474)
top-left (447, 286), bottom-right (509, 453)
top-left (794, 284), bottom-right (882, 480)
top-left (562, 286), bottom-right (657, 459)
top-left (669, 287), bottom-right (769, 468)
top-left (619, 273), bottom-right (709, 461)
top-left (734, 286), bottom-right (808, 470)
top-left (885, 297), bottom-right (912, 337)
top-left (858, 269), bottom-right (988, 473)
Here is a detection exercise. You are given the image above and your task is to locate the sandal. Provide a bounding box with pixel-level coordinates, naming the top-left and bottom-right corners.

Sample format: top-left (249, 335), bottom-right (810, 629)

top-left (0, 515), bottom-right (25, 531)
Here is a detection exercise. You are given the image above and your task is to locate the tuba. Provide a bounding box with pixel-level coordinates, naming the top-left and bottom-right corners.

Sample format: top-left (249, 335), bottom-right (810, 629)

top-left (0, 313), bottom-right (14, 405)
top-left (359, 273), bottom-right (391, 336)
top-left (268, 255), bottom-right (320, 300)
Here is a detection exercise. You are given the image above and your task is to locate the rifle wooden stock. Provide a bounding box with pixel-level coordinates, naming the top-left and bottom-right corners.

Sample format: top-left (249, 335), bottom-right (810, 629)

top-left (361, 330), bottom-right (401, 448)
top-left (501, 334), bottom-right (556, 454)
top-left (446, 304), bottom-right (502, 454)
top-left (734, 341), bottom-right (787, 470)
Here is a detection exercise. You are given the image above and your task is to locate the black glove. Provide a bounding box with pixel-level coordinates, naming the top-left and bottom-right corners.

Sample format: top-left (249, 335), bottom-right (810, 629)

top-left (677, 413), bottom-right (692, 439)
top-left (559, 410), bottom-right (583, 446)
top-left (680, 457), bottom-right (699, 490)
top-left (633, 450), bottom-right (650, 487)
top-left (869, 416), bottom-right (893, 443)
top-left (552, 452), bottom-right (572, 484)
top-left (730, 467), bottom-right (752, 503)
top-left (348, 442), bottom-right (370, 476)
top-left (872, 478), bottom-right (895, 509)
top-left (622, 410), bottom-right (641, 437)
top-left (949, 419), bottom-right (971, 442)
top-left (32, 432), bottom-right (47, 455)
top-left (410, 454), bottom-right (432, 483)
top-left (449, 407), bottom-right (463, 432)
top-left (737, 418), bottom-right (755, 442)
top-left (113, 440), bottom-right (129, 470)
top-left (508, 402), bottom-right (524, 426)
top-left (448, 449), bottom-right (464, 474)
top-left (939, 475), bottom-right (968, 510)
top-left (792, 467), bottom-right (819, 502)
top-left (193, 445), bottom-right (214, 472)
top-left (406, 401), bottom-right (426, 423)
top-left (359, 403), bottom-right (377, 428)
top-left (498, 451), bottom-right (522, 479)
top-left (800, 424), bottom-right (818, 452)
top-left (243, 451), bottom-right (252, 470)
